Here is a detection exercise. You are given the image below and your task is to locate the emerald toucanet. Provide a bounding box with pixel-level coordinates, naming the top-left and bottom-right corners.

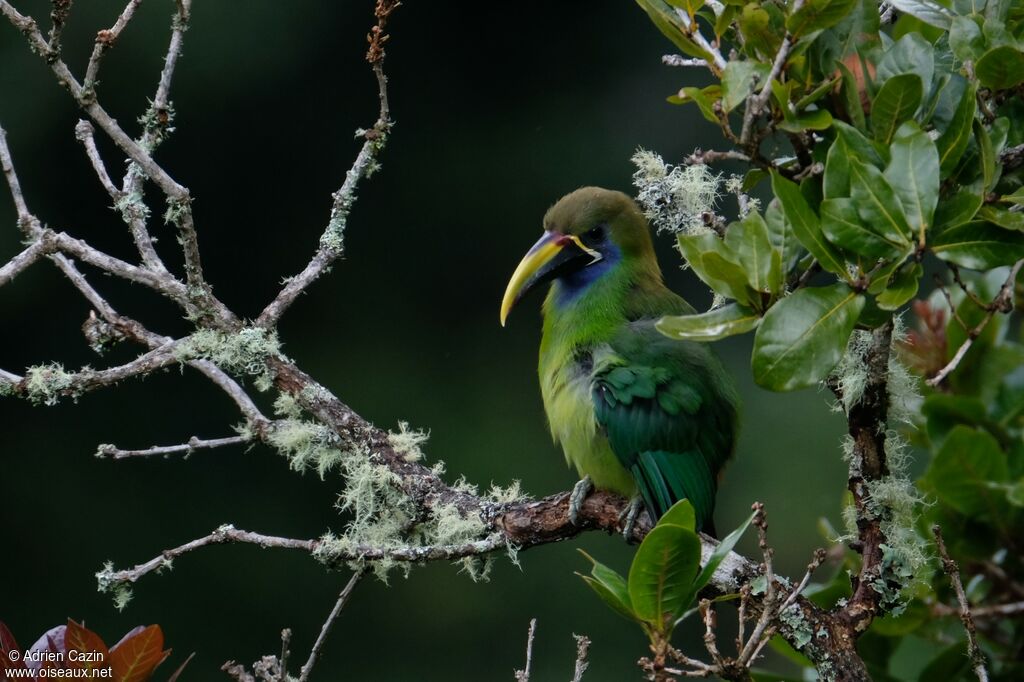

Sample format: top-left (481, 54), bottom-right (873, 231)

top-left (500, 187), bottom-right (739, 534)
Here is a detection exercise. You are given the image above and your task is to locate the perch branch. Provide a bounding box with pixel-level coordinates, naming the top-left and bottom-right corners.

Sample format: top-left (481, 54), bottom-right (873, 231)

top-left (570, 634), bottom-right (590, 682)
top-left (933, 526), bottom-right (989, 682)
top-left (82, 0), bottom-right (143, 93)
top-left (96, 435), bottom-right (250, 460)
top-left (514, 618), bottom-right (537, 682)
top-left (927, 259), bottom-right (1024, 387)
top-left (297, 569), bottom-right (365, 682)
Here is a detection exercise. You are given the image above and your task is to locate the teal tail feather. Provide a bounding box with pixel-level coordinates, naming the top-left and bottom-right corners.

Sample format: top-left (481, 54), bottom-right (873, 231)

top-left (630, 450), bottom-right (717, 535)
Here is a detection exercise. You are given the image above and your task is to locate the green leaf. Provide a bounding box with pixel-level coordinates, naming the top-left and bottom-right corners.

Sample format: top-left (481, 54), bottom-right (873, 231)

top-left (635, 0), bottom-right (714, 61)
top-left (765, 198), bottom-right (803, 270)
top-left (1006, 478), bottom-right (1024, 507)
top-left (824, 121), bottom-right (884, 199)
top-left (778, 108), bottom-right (833, 133)
top-left (786, 0), bottom-right (856, 36)
top-left (702, 251), bottom-right (755, 306)
top-left (690, 510), bottom-right (755, 597)
top-left (849, 158), bottom-right (913, 242)
top-left (726, 211), bottom-right (780, 294)
top-left (999, 187), bottom-right (1024, 206)
top-left (871, 74), bottom-right (923, 145)
top-left (667, 0), bottom-right (704, 11)
top-left (659, 499), bottom-right (697, 530)
top-left (978, 205), bottom-right (1024, 232)
top-left (884, 123), bottom-right (939, 239)
top-left (975, 119), bottom-right (996, 193)
top-left (578, 550), bottom-right (637, 622)
top-left (876, 33), bottom-right (934, 89)
top-left (931, 221), bottom-right (1024, 269)
top-left (628, 524), bottom-right (702, 627)
top-left (820, 198), bottom-right (911, 260)
top-left (934, 190), bottom-right (983, 232)
top-left (771, 172), bottom-right (847, 276)
top-left (678, 233), bottom-right (744, 299)
top-left (922, 425), bottom-right (1008, 517)
top-left (949, 16), bottom-right (985, 63)
top-left (657, 303), bottom-right (761, 342)
top-left (975, 45), bottom-right (1024, 90)
top-left (722, 60), bottom-right (770, 113)
top-left (886, 0), bottom-right (954, 29)
top-left (738, 3), bottom-right (780, 59)
top-left (676, 86), bottom-right (721, 124)
top-left (752, 284), bottom-right (865, 391)
top-left (836, 61), bottom-right (867, 132)
top-left (876, 262), bottom-right (922, 310)
top-left (935, 82), bottom-right (977, 178)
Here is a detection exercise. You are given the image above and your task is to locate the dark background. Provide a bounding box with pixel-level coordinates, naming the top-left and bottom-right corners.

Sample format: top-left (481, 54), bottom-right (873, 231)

top-left (0, 2), bottom-right (849, 679)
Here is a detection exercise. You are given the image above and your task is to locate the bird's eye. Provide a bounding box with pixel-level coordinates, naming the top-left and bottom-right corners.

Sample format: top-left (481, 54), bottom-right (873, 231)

top-left (584, 225), bottom-right (605, 241)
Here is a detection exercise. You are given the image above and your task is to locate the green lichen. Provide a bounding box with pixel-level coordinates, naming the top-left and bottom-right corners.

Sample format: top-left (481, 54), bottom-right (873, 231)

top-left (95, 562), bottom-right (133, 611)
top-left (387, 421), bottom-right (429, 462)
top-left (163, 195), bottom-right (191, 226)
top-left (778, 604), bottom-right (813, 649)
top-left (267, 419), bottom-right (347, 479)
top-left (113, 190), bottom-right (151, 225)
top-left (176, 327), bottom-right (281, 389)
top-left (24, 363), bottom-right (76, 406)
top-left (631, 148), bottom-right (720, 235)
top-left (0, 378), bottom-right (14, 397)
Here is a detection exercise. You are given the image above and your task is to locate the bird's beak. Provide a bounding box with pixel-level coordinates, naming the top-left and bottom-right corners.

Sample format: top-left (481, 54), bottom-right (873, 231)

top-left (500, 231), bottom-right (602, 326)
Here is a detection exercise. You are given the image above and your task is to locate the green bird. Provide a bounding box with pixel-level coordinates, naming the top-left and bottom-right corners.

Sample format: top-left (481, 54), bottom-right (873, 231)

top-left (500, 187), bottom-right (739, 534)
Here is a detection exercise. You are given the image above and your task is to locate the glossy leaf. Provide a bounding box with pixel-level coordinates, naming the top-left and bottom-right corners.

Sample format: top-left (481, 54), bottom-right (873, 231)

top-left (933, 190), bottom-right (982, 231)
top-left (931, 221), bottom-right (1024, 269)
top-left (765, 198), bottom-right (803, 271)
top-left (850, 158), bottom-right (913, 242)
top-left (975, 45), bottom-right (1024, 90)
top-left (871, 74), bottom-right (922, 145)
top-left (820, 198), bottom-right (910, 260)
top-left (722, 60), bottom-right (769, 113)
top-left (876, 262), bottom-right (922, 310)
top-left (876, 33), bottom-right (934, 89)
top-left (657, 303), bottom-right (761, 342)
top-left (786, 0), bottom-right (856, 35)
top-left (677, 233), bottom-right (743, 298)
top-left (884, 123), bottom-right (939, 239)
top-left (978, 205), bottom-right (1024, 232)
top-left (935, 82), bottom-right (977, 178)
top-left (771, 172), bottom-right (847, 276)
top-left (752, 284), bottom-right (865, 391)
top-left (824, 122), bottom-right (884, 199)
top-left (109, 625), bottom-right (169, 682)
top-left (975, 119), bottom-right (996, 193)
top-left (922, 425), bottom-right (1008, 516)
top-left (886, 0), bottom-right (954, 28)
top-left (628, 524), bottom-right (702, 628)
top-left (0, 622), bottom-right (26, 674)
top-left (702, 251), bottom-right (755, 306)
top-left (676, 86), bottom-right (721, 124)
top-left (949, 15), bottom-right (985, 62)
top-left (659, 499), bottom-right (697, 531)
top-left (578, 550), bottom-right (637, 622)
top-left (690, 509), bottom-right (755, 597)
top-left (635, 0), bottom-right (714, 61)
top-left (726, 211), bottom-right (780, 294)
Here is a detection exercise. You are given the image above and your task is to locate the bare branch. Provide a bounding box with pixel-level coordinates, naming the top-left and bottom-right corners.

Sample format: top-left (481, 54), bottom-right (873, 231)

top-left (96, 435), bottom-right (250, 460)
top-left (256, 0), bottom-right (399, 327)
top-left (570, 634), bottom-right (590, 682)
top-left (514, 618), bottom-right (537, 682)
top-left (82, 0), bottom-right (143, 94)
top-left (297, 569), bottom-right (365, 682)
top-left (671, 7), bottom-right (726, 73)
top-left (927, 259), bottom-right (1024, 387)
top-left (74, 119), bottom-right (120, 197)
top-left (0, 235), bottom-right (56, 286)
top-left (933, 526), bottom-right (989, 682)
top-left (662, 54), bottom-right (710, 69)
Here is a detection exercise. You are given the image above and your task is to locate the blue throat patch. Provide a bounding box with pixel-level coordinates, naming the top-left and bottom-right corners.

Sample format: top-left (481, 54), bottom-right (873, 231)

top-left (552, 242), bottom-right (621, 307)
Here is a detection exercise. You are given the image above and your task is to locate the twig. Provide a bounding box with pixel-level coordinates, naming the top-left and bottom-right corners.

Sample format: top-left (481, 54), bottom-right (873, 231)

top-left (933, 600), bottom-right (1024, 619)
top-left (0, 236), bottom-right (56, 286)
top-left (662, 54), bottom-right (710, 69)
top-left (933, 526), bottom-right (989, 682)
top-left (297, 569), bottom-right (365, 682)
top-left (256, 0), bottom-right (399, 327)
top-left (927, 259), bottom-right (1024, 387)
top-left (738, 0), bottom-right (804, 147)
top-left (46, 0), bottom-right (73, 54)
top-left (736, 503), bottom-right (775, 664)
top-left (671, 7), bottom-right (726, 73)
top-left (514, 618), bottom-right (537, 682)
top-left (96, 435), bottom-right (250, 460)
top-left (82, 0), bottom-right (143, 94)
top-left (570, 634), bottom-right (590, 682)
top-left (278, 629), bottom-right (292, 682)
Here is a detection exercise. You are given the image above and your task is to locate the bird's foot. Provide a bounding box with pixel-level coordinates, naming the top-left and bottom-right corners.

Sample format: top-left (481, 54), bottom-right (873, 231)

top-left (618, 496), bottom-right (643, 542)
top-left (568, 475), bottom-right (594, 526)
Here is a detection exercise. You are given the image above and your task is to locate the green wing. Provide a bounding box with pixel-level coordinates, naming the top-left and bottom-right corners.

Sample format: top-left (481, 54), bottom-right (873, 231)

top-left (591, 321), bottom-right (739, 532)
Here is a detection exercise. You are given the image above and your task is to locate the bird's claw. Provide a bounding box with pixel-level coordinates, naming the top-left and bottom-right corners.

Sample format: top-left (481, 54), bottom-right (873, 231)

top-left (568, 475), bottom-right (593, 526)
top-left (619, 496), bottom-right (643, 542)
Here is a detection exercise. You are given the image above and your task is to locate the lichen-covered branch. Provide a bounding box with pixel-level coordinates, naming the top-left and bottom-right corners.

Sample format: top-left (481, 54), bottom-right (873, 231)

top-left (933, 526), bottom-right (989, 682)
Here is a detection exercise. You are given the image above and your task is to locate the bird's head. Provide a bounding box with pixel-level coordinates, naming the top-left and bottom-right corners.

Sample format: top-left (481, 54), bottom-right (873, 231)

top-left (500, 186), bottom-right (655, 326)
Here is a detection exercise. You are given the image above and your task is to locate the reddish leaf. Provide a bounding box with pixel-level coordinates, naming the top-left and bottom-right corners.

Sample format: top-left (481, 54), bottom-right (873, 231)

top-left (26, 627), bottom-right (67, 673)
top-left (64, 620), bottom-right (110, 673)
top-left (0, 621), bottom-right (28, 676)
top-left (109, 625), bottom-right (169, 682)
